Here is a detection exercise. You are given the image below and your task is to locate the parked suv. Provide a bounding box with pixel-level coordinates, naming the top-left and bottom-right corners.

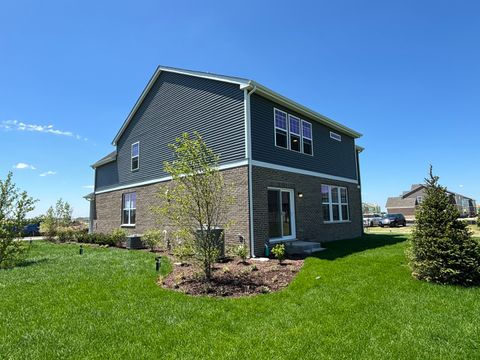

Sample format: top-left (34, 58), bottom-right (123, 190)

top-left (380, 213), bottom-right (406, 227)
top-left (363, 214), bottom-right (383, 227)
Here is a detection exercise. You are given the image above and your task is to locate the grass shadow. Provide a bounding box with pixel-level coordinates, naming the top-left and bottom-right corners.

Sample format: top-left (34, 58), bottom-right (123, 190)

top-left (16, 258), bottom-right (50, 268)
top-left (313, 233), bottom-right (408, 261)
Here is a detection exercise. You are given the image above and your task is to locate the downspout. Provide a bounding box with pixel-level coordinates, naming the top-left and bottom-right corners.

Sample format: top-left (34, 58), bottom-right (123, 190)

top-left (245, 84), bottom-right (257, 257)
top-left (355, 146), bottom-right (364, 235)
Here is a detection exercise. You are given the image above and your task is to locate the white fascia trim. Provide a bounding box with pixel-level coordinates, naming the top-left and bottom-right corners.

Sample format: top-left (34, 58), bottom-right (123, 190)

top-left (157, 66), bottom-right (249, 87)
top-left (112, 67), bottom-right (250, 146)
top-left (94, 160), bottom-right (248, 195)
top-left (251, 160), bottom-right (358, 184)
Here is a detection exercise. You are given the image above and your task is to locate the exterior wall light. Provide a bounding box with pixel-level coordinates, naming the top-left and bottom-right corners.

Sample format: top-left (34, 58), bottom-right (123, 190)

top-left (298, 192), bottom-right (304, 198)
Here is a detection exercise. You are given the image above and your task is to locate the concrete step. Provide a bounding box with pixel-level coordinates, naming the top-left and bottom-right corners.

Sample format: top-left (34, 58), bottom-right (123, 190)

top-left (285, 241), bottom-right (326, 255)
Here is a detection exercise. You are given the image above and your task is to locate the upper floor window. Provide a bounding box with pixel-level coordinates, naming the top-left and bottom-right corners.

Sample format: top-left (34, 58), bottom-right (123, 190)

top-left (416, 196), bottom-right (423, 204)
top-left (274, 109), bottom-right (288, 149)
top-left (122, 192), bottom-right (136, 225)
top-left (302, 121), bottom-right (313, 155)
top-left (330, 131), bottom-right (342, 142)
top-left (289, 115), bottom-right (301, 152)
top-left (274, 108), bottom-right (313, 155)
top-left (322, 185), bottom-right (349, 222)
top-left (131, 142), bottom-right (139, 171)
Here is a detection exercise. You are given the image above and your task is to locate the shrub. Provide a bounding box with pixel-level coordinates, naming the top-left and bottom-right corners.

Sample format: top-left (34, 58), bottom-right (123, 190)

top-left (271, 244), bottom-right (286, 264)
top-left (56, 227), bottom-right (75, 243)
top-left (173, 243), bottom-right (195, 263)
top-left (142, 229), bottom-right (163, 251)
top-left (110, 229), bottom-right (127, 246)
top-left (233, 243), bottom-right (249, 263)
top-left (407, 167), bottom-right (480, 286)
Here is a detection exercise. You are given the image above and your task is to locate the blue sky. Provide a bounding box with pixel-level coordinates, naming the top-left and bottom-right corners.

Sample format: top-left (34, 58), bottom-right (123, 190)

top-left (1, 0), bottom-right (479, 217)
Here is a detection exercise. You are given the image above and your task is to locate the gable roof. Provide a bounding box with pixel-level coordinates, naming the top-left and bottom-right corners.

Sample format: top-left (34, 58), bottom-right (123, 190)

top-left (91, 151), bottom-right (117, 169)
top-left (111, 65), bottom-right (363, 146)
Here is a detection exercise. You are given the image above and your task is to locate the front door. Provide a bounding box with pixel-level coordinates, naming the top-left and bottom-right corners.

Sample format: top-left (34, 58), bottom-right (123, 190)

top-left (267, 188), bottom-right (296, 240)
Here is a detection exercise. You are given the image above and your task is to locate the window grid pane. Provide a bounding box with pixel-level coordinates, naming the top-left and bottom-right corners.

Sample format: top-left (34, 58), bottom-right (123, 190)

top-left (302, 121), bottom-right (312, 140)
top-left (132, 143), bottom-right (139, 157)
top-left (275, 109), bottom-right (287, 130)
top-left (289, 116), bottom-right (300, 135)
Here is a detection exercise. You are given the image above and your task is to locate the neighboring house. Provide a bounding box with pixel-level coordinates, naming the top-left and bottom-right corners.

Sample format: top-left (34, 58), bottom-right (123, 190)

top-left (86, 66), bottom-right (364, 257)
top-left (362, 202), bottom-right (381, 215)
top-left (386, 184), bottom-right (477, 219)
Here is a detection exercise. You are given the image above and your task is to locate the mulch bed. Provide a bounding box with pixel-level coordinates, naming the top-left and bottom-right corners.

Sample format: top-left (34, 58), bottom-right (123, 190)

top-left (159, 257), bottom-right (304, 297)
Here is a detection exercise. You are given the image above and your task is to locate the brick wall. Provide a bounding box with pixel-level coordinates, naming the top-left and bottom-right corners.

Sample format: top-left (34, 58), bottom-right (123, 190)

top-left (251, 166), bottom-right (362, 256)
top-left (94, 166), bottom-right (250, 252)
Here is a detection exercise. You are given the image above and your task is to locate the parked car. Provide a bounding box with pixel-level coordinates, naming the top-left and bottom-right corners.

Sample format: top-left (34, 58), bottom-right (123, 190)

top-left (380, 213), bottom-right (406, 227)
top-left (22, 223), bottom-right (40, 236)
top-left (363, 214), bottom-right (383, 227)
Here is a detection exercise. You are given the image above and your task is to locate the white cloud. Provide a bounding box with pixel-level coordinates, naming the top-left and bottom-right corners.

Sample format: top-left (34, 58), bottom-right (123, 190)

top-left (0, 120), bottom-right (84, 140)
top-left (13, 162), bottom-right (36, 170)
top-left (82, 185), bottom-right (94, 189)
top-left (40, 171), bottom-right (57, 177)
top-left (459, 184), bottom-right (464, 188)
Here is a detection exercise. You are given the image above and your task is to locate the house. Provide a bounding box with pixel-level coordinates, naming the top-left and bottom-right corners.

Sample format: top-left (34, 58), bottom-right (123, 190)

top-left (386, 184), bottom-right (477, 220)
top-left (86, 66), bottom-right (364, 257)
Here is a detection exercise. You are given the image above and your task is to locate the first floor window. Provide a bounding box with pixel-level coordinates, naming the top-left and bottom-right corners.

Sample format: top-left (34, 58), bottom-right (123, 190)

top-left (321, 185), bottom-right (349, 222)
top-left (274, 109), bottom-right (288, 148)
top-left (122, 192), bottom-right (136, 225)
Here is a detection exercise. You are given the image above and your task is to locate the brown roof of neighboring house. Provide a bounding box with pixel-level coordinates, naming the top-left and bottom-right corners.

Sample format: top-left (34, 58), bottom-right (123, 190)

top-left (386, 197), bottom-right (416, 209)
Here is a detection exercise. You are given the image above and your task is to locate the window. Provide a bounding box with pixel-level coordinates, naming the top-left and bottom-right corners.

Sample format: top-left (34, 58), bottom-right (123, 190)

top-left (302, 121), bottom-right (313, 155)
top-left (131, 142), bottom-right (139, 171)
top-left (122, 192), bottom-right (136, 225)
top-left (289, 115), bottom-right (301, 152)
top-left (322, 185), bottom-right (349, 222)
top-left (330, 131), bottom-right (342, 142)
top-left (416, 196), bottom-right (423, 204)
top-left (274, 109), bottom-right (288, 149)
top-left (274, 109), bottom-right (313, 155)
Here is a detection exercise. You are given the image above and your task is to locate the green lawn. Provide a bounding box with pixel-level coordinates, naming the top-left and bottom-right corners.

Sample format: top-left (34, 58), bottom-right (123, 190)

top-left (1, 236), bottom-right (479, 359)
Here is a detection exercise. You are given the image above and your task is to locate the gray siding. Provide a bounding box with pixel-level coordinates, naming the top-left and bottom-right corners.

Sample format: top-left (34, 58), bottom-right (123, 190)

top-left (96, 72), bottom-right (245, 192)
top-left (250, 94), bottom-right (357, 180)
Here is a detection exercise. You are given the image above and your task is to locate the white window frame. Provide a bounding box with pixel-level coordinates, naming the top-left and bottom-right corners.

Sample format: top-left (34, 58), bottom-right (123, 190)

top-left (322, 185), bottom-right (350, 223)
top-left (416, 196), bottom-right (423, 204)
top-left (267, 187), bottom-right (296, 242)
top-left (288, 115), bottom-right (302, 153)
top-left (301, 120), bottom-right (314, 156)
top-left (131, 142), bottom-right (140, 171)
top-left (330, 131), bottom-right (342, 142)
top-left (122, 192), bottom-right (136, 226)
top-left (273, 108), bottom-right (288, 149)
top-left (273, 108), bottom-right (314, 156)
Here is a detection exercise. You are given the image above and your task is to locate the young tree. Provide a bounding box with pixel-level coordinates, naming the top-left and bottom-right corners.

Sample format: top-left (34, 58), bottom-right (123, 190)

top-left (407, 166), bottom-right (480, 286)
top-left (55, 198), bottom-right (73, 227)
top-left (0, 172), bottom-right (37, 268)
top-left (40, 206), bottom-right (56, 240)
top-left (40, 199), bottom-right (73, 240)
top-left (156, 132), bottom-right (233, 280)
